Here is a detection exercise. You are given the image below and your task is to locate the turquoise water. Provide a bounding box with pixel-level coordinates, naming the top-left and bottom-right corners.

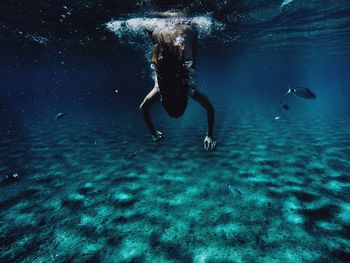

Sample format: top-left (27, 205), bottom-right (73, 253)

top-left (1, 0), bottom-right (350, 262)
top-left (1, 104), bottom-right (350, 262)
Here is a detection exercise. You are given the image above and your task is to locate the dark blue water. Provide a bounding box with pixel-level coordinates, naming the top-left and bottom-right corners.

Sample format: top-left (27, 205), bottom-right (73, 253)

top-left (1, 1), bottom-right (350, 262)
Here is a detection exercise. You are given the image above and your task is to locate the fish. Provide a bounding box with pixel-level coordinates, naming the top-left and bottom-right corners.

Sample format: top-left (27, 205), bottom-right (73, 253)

top-left (281, 103), bottom-right (290, 111)
top-left (285, 87), bottom-right (316, 99)
top-left (227, 183), bottom-right (242, 195)
top-left (281, 0), bottom-right (294, 8)
top-left (275, 116), bottom-right (281, 120)
top-left (55, 112), bottom-right (65, 120)
top-left (128, 151), bottom-right (138, 159)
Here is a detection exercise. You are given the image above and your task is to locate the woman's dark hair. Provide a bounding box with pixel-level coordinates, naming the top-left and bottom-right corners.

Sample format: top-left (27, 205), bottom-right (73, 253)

top-left (152, 36), bottom-right (189, 118)
top-left (152, 36), bottom-right (188, 84)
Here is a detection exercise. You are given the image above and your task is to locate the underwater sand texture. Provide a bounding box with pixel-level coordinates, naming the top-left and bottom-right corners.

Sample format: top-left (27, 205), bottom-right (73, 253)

top-left (0, 109), bottom-right (350, 263)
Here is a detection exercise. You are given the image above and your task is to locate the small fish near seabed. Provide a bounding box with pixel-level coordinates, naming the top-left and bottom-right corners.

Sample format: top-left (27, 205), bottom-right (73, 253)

top-left (281, 0), bottom-right (294, 8)
top-left (55, 112), bottom-right (66, 120)
top-left (128, 151), bottom-right (138, 159)
top-left (285, 87), bottom-right (317, 100)
top-left (280, 102), bottom-right (290, 111)
top-left (226, 183), bottom-right (242, 196)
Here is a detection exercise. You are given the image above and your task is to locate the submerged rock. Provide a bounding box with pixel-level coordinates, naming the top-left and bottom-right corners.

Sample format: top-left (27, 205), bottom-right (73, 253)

top-left (78, 182), bottom-right (94, 195)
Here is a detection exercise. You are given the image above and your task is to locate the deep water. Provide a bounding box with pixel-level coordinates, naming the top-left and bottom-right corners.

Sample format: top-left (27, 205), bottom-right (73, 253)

top-left (1, 1), bottom-right (350, 263)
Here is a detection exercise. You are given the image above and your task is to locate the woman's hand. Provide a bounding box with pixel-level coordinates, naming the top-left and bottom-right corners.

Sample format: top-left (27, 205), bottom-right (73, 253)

top-left (204, 135), bottom-right (216, 151)
top-left (152, 130), bottom-right (165, 141)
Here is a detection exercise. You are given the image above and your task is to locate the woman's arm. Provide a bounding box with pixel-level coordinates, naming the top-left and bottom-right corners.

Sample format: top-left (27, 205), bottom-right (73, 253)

top-left (139, 87), bottom-right (164, 141)
top-left (191, 90), bottom-right (216, 150)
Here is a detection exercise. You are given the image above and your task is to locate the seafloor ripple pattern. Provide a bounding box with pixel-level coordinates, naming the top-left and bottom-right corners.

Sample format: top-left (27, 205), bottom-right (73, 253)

top-left (0, 110), bottom-right (349, 262)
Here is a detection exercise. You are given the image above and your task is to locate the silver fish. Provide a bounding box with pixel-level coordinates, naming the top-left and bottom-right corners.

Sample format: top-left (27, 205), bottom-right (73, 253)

top-left (227, 183), bottom-right (242, 195)
top-left (285, 86), bottom-right (316, 99)
top-left (55, 112), bottom-right (65, 120)
top-left (128, 151), bottom-right (138, 159)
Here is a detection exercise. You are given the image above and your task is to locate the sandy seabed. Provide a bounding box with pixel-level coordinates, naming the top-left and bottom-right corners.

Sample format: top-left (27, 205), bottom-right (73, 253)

top-left (1, 108), bottom-right (350, 263)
